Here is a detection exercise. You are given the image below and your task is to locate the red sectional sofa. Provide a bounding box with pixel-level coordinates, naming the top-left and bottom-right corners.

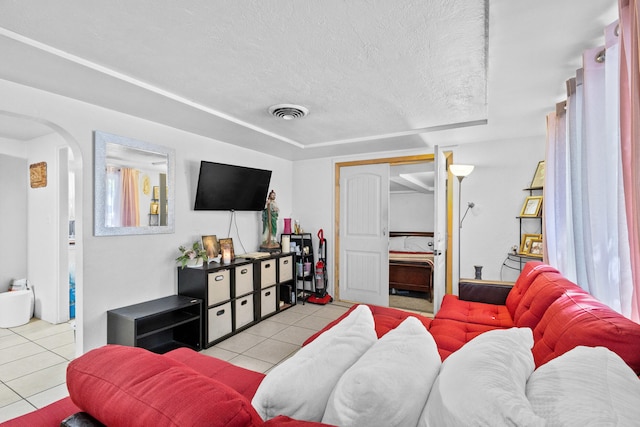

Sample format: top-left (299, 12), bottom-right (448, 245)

top-left (3, 261), bottom-right (640, 426)
top-left (305, 261), bottom-right (640, 373)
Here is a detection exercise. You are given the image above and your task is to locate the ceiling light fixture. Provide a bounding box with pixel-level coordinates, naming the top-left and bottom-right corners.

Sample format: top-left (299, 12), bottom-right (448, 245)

top-left (268, 104), bottom-right (309, 120)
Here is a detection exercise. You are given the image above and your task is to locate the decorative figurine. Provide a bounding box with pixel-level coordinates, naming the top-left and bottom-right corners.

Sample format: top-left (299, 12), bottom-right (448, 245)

top-left (261, 190), bottom-right (280, 249)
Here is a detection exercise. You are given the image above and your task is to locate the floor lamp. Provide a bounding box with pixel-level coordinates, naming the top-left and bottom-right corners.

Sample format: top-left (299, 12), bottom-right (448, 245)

top-left (449, 164), bottom-right (475, 282)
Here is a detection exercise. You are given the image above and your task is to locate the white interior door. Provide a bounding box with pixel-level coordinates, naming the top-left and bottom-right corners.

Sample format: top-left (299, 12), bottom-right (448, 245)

top-left (433, 146), bottom-right (447, 313)
top-left (339, 164), bottom-right (389, 306)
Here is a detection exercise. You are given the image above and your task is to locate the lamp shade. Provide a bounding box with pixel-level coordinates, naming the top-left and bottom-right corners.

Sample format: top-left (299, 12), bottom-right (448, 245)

top-left (449, 164), bottom-right (475, 177)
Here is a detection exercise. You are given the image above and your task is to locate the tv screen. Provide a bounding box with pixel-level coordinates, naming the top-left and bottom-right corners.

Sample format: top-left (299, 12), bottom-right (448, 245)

top-left (194, 161), bottom-right (272, 211)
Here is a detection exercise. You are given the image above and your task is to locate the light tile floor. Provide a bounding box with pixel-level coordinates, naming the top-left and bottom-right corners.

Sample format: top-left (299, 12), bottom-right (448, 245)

top-left (0, 300), bottom-right (430, 423)
top-left (0, 319), bottom-right (76, 423)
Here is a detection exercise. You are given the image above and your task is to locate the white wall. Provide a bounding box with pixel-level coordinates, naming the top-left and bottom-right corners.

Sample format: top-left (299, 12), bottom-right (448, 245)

top-left (0, 79), bottom-right (293, 353)
top-left (448, 137), bottom-right (545, 282)
top-left (26, 133), bottom-right (67, 322)
top-left (389, 192), bottom-right (434, 232)
top-left (0, 152), bottom-right (27, 292)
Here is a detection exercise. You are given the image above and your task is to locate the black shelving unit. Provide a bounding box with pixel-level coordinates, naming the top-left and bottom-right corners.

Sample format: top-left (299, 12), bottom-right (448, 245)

top-left (177, 252), bottom-right (295, 348)
top-left (107, 295), bottom-right (202, 353)
top-left (282, 233), bottom-right (315, 303)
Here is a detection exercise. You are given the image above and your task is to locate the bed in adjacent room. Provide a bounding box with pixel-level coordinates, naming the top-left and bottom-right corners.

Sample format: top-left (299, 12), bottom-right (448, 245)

top-left (389, 231), bottom-right (434, 302)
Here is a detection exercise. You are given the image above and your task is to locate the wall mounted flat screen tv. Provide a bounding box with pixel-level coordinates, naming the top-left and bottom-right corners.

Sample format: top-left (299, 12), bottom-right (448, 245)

top-left (194, 161), bottom-right (272, 211)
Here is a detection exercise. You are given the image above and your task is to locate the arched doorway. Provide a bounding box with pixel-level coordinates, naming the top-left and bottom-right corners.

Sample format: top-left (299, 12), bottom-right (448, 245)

top-left (0, 111), bottom-right (83, 355)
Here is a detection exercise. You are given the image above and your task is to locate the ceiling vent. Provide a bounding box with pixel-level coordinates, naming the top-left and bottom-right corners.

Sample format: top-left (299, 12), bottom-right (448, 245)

top-left (268, 104), bottom-right (309, 120)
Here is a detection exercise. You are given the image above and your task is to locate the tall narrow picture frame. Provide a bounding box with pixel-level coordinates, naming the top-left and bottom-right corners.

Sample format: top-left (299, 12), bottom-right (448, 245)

top-left (530, 160), bottom-right (545, 189)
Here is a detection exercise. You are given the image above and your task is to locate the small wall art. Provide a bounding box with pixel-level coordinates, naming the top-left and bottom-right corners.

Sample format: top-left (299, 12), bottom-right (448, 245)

top-left (29, 162), bottom-right (47, 188)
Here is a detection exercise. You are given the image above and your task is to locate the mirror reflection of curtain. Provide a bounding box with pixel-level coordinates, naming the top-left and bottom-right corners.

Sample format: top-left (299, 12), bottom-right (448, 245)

top-left (120, 168), bottom-right (140, 227)
top-left (105, 166), bottom-right (121, 227)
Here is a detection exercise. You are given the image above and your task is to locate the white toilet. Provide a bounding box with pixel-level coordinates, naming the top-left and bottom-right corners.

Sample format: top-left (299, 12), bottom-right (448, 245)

top-left (0, 287), bottom-right (35, 328)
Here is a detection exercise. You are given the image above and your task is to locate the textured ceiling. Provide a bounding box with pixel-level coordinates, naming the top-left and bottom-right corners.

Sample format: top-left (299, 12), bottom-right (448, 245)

top-left (0, 0), bottom-right (618, 160)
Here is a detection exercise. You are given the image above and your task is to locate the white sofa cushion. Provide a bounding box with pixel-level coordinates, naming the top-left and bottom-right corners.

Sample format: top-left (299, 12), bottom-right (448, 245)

top-left (251, 304), bottom-right (377, 422)
top-left (322, 316), bottom-right (440, 427)
top-left (526, 345), bottom-right (640, 426)
top-left (419, 327), bottom-right (545, 427)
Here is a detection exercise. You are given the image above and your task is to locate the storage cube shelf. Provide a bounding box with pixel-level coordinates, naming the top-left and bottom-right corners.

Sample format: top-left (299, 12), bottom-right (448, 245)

top-left (178, 252), bottom-right (296, 347)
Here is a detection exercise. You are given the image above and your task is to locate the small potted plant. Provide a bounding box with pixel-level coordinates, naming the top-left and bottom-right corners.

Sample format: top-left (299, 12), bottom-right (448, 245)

top-left (176, 241), bottom-right (208, 268)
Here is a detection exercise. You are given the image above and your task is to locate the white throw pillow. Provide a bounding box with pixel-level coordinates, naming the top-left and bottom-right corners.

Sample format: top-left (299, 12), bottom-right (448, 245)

top-left (251, 304), bottom-right (377, 421)
top-left (526, 346), bottom-right (640, 426)
top-left (389, 236), bottom-right (407, 251)
top-left (322, 316), bottom-right (440, 427)
top-left (418, 327), bottom-right (545, 427)
top-left (405, 236), bottom-right (434, 252)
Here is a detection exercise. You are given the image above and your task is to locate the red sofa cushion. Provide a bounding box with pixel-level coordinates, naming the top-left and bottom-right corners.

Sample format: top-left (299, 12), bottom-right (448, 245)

top-left (302, 304), bottom-right (432, 346)
top-left (512, 271), bottom-right (586, 329)
top-left (532, 292), bottom-right (640, 374)
top-left (505, 261), bottom-right (559, 318)
top-left (435, 294), bottom-right (515, 327)
top-left (164, 347), bottom-right (265, 400)
top-left (427, 318), bottom-right (499, 360)
top-left (66, 345), bottom-right (264, 427)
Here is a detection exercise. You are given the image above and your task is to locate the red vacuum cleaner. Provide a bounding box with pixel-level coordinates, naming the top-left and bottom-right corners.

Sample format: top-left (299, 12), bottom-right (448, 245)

top-left (307, 229), bottom-right (333, 305)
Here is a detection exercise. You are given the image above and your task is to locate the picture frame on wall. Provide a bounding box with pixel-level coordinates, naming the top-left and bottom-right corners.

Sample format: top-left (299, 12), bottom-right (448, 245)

top-left (519, 233), bottom-right (542, 255)
top-left (530, 160), bottom-right (545, 189)
top-left (201, 235), bottom-right (219, 260)
top-left (520, 196), bottom-right (543, 217)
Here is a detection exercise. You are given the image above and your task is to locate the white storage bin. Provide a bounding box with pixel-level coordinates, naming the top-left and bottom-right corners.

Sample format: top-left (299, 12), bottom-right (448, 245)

top-left (261, 287), bottom-right (277, 317)
top-left (235, 295), bottom-right (254, 329)
top-left (235, 264), bottom-right (254, 296)
top-left (279, 256), bottom-right (293, 282)
top-left (260, 260), bottom-right (276, 289)
top-left (208, 270), bottom-right (230, 306)
top-left (208, 302), bottom-right (232, 342)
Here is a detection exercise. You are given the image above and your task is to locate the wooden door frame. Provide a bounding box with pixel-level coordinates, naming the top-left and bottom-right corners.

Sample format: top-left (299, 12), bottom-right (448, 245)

top-left (334, 152), bottom-right (454, 302)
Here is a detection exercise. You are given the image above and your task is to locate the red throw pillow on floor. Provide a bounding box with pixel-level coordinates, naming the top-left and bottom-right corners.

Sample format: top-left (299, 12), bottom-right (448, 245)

top-left (66, 345), bottom-right (264, 427)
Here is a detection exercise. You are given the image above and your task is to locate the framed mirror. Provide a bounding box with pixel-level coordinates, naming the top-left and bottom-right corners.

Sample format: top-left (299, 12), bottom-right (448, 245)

top-left (94, 131), bottom-right (175, 236)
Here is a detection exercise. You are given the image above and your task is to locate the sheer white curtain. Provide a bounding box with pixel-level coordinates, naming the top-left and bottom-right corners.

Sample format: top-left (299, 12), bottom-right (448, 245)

top-left (105, 166), bottom-right (121, 228)
top-left (545, 20), bottom-right (633, 316)
top-left (544, 100), bottom-right (577, 282)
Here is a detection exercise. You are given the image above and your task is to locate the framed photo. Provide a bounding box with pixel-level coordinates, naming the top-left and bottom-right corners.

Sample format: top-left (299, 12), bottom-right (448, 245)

top-left (153, 186), bottom-right (160, 200)
top-left (527, 238), bottom-right (544, 258)
top-left (218, 238), bottom-right (235, 260)
top-left (520, 196), bottom-right (543, 217)
top-left (530, 160), bottom-right (545, 189)
top-left (519, 233), bottom-right (542, 255)
top-left (201, 235), bottom-right (219, 260)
